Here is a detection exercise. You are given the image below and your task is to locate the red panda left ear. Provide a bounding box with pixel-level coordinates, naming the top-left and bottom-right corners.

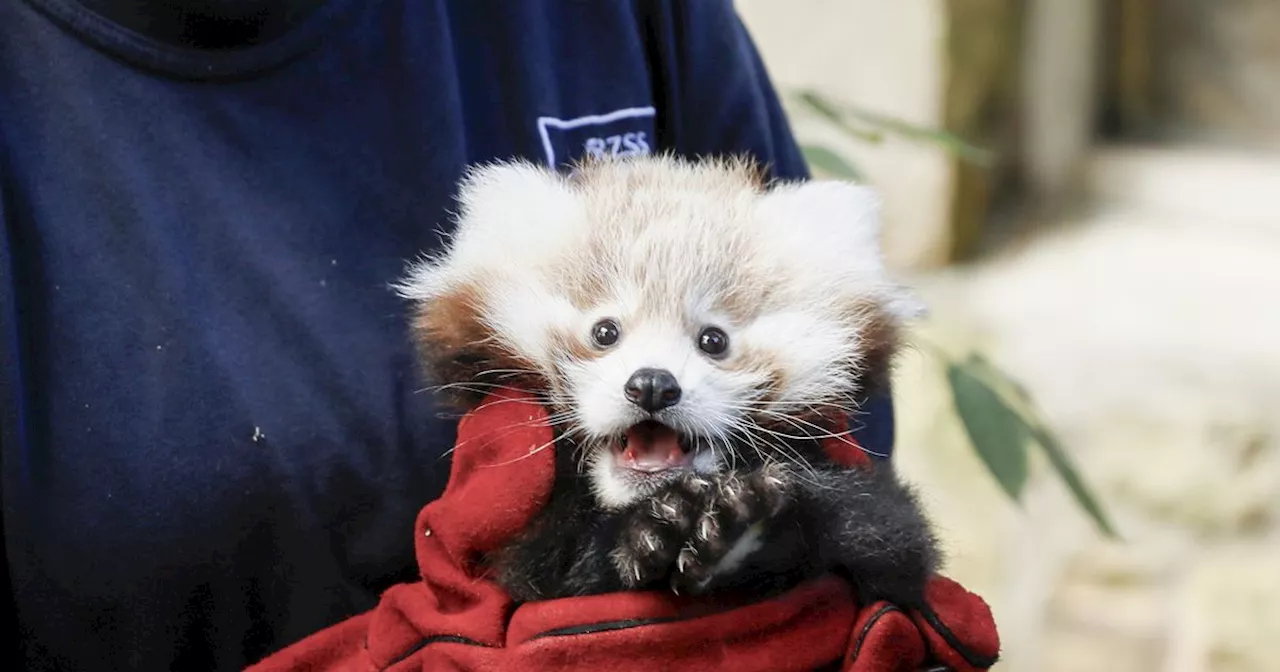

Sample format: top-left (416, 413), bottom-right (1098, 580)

top-left (753, 180), bottom-right (893, 298)
top-left (757, 179), bottom-right (884, 246)
top-left (393, 159), bottom-right (583, 307)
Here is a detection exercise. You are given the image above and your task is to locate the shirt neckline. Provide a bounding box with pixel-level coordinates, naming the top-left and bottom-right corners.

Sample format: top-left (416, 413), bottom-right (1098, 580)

top-left (22, 0), bottom-right (360, 80)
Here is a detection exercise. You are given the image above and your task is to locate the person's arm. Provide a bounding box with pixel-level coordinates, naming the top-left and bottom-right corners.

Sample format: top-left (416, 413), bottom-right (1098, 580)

top-left (639, 0), bottom-right (807, 181)
top-left (641, 0), bottom-right (897, 459)
top-left (1, 170), bottom-right (22, 669)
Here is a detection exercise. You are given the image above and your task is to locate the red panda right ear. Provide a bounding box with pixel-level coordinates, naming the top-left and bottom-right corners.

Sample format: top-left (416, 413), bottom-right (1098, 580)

top-left (450, 160), bottom-right (582, 262)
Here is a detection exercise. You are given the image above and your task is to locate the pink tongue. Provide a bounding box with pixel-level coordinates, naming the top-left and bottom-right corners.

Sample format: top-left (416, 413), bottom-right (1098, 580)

top-left (619, 423), bottom-right (689, 472)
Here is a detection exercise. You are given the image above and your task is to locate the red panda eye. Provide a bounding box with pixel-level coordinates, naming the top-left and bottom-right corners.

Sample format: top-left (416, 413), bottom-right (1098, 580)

top-left (698, 326), bottom-right (729, 357)
top-left (591, 319), bottom-right (621, 347)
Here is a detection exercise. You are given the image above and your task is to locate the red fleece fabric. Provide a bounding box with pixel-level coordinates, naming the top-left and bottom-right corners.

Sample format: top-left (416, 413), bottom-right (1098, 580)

top-left (248, 391), bottom-right (1000, 671)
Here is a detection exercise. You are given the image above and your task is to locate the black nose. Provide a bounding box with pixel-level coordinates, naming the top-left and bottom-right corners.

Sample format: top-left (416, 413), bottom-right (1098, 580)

top-left (624, 368), bottom-right (682, 412)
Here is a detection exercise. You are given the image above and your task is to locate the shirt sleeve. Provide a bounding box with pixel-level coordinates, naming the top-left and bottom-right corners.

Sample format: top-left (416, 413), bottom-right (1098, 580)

top-left (640, 0), bottom-right (896, 459)
top-left (0, 178), bottom-right (23, 667)
top-left (639, 0), bottom-right (809, 182)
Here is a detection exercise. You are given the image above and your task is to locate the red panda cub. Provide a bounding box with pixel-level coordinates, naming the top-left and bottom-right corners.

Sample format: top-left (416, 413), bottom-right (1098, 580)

top-left (396, 155), bottom-right (938, 606)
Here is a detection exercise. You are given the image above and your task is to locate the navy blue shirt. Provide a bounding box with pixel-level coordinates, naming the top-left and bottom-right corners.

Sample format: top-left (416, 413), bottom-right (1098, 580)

top-left (0, 1), bottom-right (895, 668)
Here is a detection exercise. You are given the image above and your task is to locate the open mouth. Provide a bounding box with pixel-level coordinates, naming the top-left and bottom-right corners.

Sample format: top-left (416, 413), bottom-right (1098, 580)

top-left (613, 420), bottom-right (695, 473)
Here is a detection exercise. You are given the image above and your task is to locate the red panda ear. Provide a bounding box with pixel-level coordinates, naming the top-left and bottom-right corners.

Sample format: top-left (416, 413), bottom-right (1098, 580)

top-left (394, 159), bottom-right (585, 315)
top-left (753, 180), bottom-right (892, 300)
top-left (393, 160), bottom-right (575, 300)
top-left (756, 178), bottom-right (926, 328)
top-left (450, 160), bottom-right (583, 265)
top-left (757, 180), bottom-right (883, 247)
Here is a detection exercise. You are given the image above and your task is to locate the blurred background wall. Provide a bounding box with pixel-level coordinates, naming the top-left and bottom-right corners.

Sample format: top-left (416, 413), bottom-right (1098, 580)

top-left (736, 1), bottom-right (1280, 671)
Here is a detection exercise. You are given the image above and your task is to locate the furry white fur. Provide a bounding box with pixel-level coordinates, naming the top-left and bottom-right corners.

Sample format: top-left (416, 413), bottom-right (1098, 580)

top-left (395, 154), bottom-right (915, 509)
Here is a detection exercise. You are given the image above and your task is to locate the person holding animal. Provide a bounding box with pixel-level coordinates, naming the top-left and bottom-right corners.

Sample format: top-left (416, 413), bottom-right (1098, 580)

top-left (0, 0), bottom-right (995, 669)
top-left (250, 157), bottom-right (1002, 670)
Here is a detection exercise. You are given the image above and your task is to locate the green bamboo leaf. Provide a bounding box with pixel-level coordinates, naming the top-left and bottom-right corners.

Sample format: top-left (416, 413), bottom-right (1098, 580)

top-left (792, 92), bottom-right (886, 144)
top-left (958, 353), bottom-right (1119, 539)
top-left (842, 104), bottom-right (997, 167)
top-left (963, 352), bottom-right (1032, 403)
top-left (796, 89), bottom-right (995, 167)
top-left (800, 145), bottom-right (864, 180)
top-left (945, 360), bottom-right (1029, 502)
top-left (1025, 422), bottom-right (1121, 539)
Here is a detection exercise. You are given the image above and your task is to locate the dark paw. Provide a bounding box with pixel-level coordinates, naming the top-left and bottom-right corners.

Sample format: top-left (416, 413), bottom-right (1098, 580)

top-left (610, 484), bottom-right (700, 588)
top-left (670, 464), bottom-right (791, 595)
top-left (610, 464), bottom-right (793, 594)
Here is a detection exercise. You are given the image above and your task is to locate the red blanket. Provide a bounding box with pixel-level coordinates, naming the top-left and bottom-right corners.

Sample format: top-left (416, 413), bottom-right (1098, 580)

top-left (248, 391), bottom-right (999, 671)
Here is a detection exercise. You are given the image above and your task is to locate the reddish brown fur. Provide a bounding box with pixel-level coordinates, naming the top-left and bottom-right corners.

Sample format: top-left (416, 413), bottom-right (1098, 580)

top-left (845, 298), bottom-right (901, 402)
top-left (411, 283), bottom-right (542, 408)
top-left (545, 328), bottom-right (605, 364)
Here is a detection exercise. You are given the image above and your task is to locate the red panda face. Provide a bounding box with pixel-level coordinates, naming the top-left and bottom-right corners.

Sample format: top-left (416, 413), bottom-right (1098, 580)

top-left (397, 156), bottom-right (916, 508)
